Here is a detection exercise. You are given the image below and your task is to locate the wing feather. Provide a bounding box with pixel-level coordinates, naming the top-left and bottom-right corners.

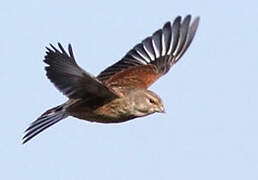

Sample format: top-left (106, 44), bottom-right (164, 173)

top-left (97, 15), bottom-right (200, 89)
top-left (44, 43), bottom-right (118, 100)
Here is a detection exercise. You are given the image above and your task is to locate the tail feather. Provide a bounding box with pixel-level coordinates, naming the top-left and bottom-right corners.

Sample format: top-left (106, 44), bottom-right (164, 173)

top-left (23, 105), bottom-right (68, 144)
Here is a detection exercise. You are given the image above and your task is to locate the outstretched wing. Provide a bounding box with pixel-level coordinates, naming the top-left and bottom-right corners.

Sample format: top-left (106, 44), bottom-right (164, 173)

top-left (97, 15), bottom-right (200, 89)
top-left (44, 43), bottom-right (118, 100)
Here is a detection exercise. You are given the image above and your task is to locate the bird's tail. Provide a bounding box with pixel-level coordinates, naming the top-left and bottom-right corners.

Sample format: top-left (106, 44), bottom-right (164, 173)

top-left (23, 104), bottom-right (68, 144)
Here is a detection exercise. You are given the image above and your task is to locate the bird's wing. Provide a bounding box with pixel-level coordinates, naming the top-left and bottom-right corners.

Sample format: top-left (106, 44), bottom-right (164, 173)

top-left (97, 15), bottom-right (199, 89)
top-left (44, 43), bottom-right (118, 100)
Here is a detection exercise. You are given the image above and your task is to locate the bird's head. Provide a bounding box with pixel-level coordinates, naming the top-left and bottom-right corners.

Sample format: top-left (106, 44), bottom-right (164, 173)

top-left (129, 89), bottom-right (165, 117)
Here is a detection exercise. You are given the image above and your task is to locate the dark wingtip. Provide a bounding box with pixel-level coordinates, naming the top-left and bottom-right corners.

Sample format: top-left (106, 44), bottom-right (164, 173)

top-left (174, 16), bottom-right (182, 24)
top-left (22, 131), bottom-right (30, 144)
top-left (49, 43), bottom-right (57, 52)
top-left (183, 15), bottom-right (191, 26)
top-left (185, 14), bottom-right (191, 20)
top-left (68, 43), bottom-right (74, 59)
top-left (22, 137), bottom-right (29, 144)
top-left (163, 21), bottom-right (171, 29)
top-left (45, 46), bottom-right (51, 52)
top-left (192, 16), bottom-right (200, 30)
top-left (195, 16), bottom-right (200, 22)
top-left (57, 42), bottom-right (62, 48)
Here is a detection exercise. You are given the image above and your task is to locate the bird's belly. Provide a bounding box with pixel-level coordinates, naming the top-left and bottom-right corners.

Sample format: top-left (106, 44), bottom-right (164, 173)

top-left (66, 97), bottom-right (135, 123)
top-left (69, 111), bottom-right (134, 123)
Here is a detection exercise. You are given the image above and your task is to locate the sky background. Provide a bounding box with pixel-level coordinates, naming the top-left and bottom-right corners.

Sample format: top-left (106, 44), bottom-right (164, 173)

top-left (1, 0), bottom-right (258, 179)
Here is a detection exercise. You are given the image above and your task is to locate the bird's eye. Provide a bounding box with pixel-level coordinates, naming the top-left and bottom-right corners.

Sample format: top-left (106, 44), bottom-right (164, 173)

top-left (149, 98), bottom-right (156, 104)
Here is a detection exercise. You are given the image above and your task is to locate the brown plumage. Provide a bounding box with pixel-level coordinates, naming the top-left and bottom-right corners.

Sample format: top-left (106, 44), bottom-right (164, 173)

top-left (23, 15), bottom-right (200, 144)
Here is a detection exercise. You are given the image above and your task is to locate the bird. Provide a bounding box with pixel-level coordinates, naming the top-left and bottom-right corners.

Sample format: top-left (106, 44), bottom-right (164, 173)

top-left (23, 15), bottom-right (200, 144)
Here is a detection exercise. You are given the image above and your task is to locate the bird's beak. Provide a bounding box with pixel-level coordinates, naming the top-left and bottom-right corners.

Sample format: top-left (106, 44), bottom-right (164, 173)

top-left (158, 106), bottom-right (166, 113)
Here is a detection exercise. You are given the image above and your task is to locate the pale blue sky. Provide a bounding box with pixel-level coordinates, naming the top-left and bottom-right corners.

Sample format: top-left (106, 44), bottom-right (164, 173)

top-left (1, 0), bottom-right (258, 179)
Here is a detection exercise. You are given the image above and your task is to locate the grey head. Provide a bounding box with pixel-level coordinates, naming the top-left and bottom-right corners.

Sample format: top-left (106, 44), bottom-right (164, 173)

top-left (128, 89), bottom-right (165, 117)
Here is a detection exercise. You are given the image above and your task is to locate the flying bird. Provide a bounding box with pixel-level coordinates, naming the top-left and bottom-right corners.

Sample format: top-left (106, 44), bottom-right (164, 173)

top-left (23, 15), bottom-right (200, 144)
